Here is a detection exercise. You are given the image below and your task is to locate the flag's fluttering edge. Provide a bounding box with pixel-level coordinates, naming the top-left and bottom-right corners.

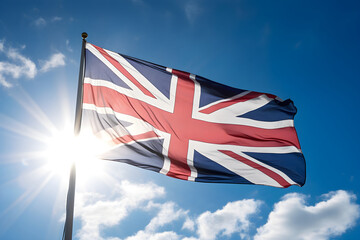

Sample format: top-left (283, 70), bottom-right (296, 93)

top-left (81, 43), bottom-right (306, 188)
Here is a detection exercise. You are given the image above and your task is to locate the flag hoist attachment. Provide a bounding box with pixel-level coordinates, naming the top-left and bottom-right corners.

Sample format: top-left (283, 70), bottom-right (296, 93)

top-left (62, 32), bottom-right (87, 240)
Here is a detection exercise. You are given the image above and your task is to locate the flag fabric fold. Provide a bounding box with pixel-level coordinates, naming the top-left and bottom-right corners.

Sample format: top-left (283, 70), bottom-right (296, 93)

top-left (81, 42), bottom-right (306, 188)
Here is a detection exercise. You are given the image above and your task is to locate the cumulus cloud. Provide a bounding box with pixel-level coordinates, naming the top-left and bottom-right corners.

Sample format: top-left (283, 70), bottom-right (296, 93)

top-left (145, 202), bottom-right (188, 232)
top-left (0, 41), bottom-right (37, 87)
top-left (195, 199), bottom-right (262, 240)
top-left (74, 181), bottom-right (165, 240)
top-left (0, 40), bottom-right (65, 87)
top-left (125, 201), bottom-right (188, 240)
top-left (126, 199), bottom-right (261, 240)
top-left (182, 217), bottom-right (195, 231)
top-left (72, 181), bottom-right (359, 240)
top-left (40, 53), bottom-right (66, 72)
top-left (254, 190), bottom-right (360, 240)
top-left (34, 17), bottom-right (46, 27)
top-left (124, 230), bottom-right (180, 240)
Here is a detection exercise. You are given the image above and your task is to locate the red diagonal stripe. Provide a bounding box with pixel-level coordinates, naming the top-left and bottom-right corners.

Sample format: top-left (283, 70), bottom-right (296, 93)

top-left (92, 44), bottom-right (156, 98)
top-left (111, 131), bottom-right (159, 145)
top-left (219, 150), bottom-right (291, 188)
top-left (200, 92), bottom-right (276, 114)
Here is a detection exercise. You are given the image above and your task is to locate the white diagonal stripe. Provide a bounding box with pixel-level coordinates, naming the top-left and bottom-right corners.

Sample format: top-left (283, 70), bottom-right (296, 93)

top-left (190, 141), bottom-right (298, 187)
top-left (83, 103), bottom-right (172, 174)
top-left (86, 43), bottom-right (177, 113)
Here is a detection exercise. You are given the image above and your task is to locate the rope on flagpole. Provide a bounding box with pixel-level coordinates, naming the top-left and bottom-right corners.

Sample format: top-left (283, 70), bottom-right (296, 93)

top-left (62, 32), bottom-right (88, 240)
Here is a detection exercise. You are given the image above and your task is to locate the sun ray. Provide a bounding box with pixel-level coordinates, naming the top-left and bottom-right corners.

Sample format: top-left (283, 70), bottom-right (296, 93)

top-left (0, 113), bottom-right (49, 143)
top-left (0, 170), bottom-right (54, 235)
top-left (0, 151), bottom-right (42, 165)
top-left (0, 84), bottom-right (141, 237)
top-left (8, 86), bottom-right (58, 134)
top-left (56, 76), bottom-right (74, 127)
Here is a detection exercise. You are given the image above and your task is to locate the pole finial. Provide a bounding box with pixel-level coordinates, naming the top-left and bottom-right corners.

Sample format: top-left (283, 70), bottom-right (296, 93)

top-left (81, 32), bottom-right (88, 40)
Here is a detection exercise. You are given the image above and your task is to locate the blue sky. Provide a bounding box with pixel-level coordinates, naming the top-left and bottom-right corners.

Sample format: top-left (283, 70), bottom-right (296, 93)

top-left (0, 0), bottom-right (360, 239)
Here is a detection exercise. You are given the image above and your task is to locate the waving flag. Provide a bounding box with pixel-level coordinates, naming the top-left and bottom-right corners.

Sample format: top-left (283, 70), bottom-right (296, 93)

top-left (81, 42), bottom-right (305, 188)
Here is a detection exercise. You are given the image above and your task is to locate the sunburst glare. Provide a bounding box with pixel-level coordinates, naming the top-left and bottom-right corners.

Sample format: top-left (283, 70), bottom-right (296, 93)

top-left (42, 125), bottom-right (109, 184)
top-left (0, 85), bottom-right (127, 233)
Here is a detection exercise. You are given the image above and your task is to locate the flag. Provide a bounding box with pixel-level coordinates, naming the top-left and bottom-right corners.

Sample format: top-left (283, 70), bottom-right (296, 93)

top-left (81, 42), bottom-right (306, 188)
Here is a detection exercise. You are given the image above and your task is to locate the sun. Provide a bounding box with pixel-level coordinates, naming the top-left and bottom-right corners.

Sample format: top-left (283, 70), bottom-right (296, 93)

top-left (0, 85), bottom-right (127, 231)
top-left (43, 125), bottom-right (109, 183)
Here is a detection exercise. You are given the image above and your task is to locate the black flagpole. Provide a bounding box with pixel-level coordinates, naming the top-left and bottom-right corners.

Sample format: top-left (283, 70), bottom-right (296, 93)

top-left (63, 32), bottom-right (87, 240)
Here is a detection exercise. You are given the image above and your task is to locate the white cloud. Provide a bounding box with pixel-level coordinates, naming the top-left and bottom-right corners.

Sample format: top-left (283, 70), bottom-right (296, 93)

top-left (0, 42), bottom-right (66, 87)
top-left (145, 202), bottom-right (188, 232)
top-left (125, 230), bottom-right (180, 240)
top-left (51, 16), bottom-right (62, 22)
top-left (182, 217), bottom-right (195, 231)
top-left (40, 53), bottom-right (66, 72)
top-left (184, 2), bottom-right (202, 24)
top-left (182, 237), bottom-right (197, 240)
top-left (34, 17), bottom-right (46, 27)
top-left (33, 16), bottom-right (63, 27)
top-left (125, 201), bottom-right (188, 240)
top-left (0, 41), bottom-right (37, 87)
top-left (66, 40), bottom-right (73, 52)
top-left (196, 199), bottom-right (262, 240)
top-left (254, 190), bottom-right (360, 240)
top-left (74, 180), bottom-right (165, 240)
top-left (69, 179), bottom-right (360, 240)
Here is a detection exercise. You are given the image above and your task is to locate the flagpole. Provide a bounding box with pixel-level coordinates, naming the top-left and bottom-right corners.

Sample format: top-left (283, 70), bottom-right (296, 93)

top-left (63, 32), bottom-right (87, 240)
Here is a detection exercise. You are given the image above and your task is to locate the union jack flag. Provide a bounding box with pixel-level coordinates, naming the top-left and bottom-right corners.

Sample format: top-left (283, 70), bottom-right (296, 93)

top-left (81, 42), bottom-right (306, 188)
